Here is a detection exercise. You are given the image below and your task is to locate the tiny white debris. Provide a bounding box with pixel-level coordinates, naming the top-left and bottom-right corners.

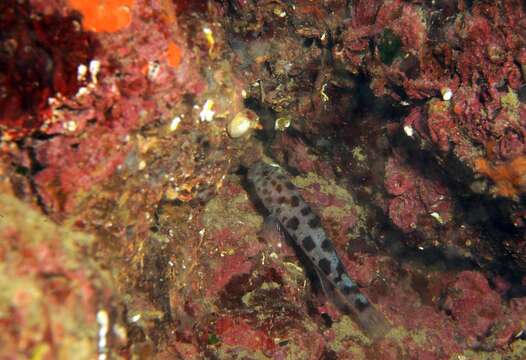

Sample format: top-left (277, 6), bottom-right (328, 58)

top-left (203, 27), bottom-right (212, 36)
top-left (199, 228), bottom-right (205, 237)
top-left (199, 100), bottom-right (215, 122)
top-left (112, 324), bottom-right (127, 341)
top-left (170, 116), bottom-right (181, 131)
top-left (403, 124), bottom-right (414, 137)
top-left (241, 89), bottom-right (247, 98)
top-left (418, 246), bottom-right (424, 250)
top-left (430, 211), bottom-right (445, 224)
top-left (130, 314), bottom-right (141, 323)
top-left (400, 100), bottom-right (411, 106)
top-left (75, 86), bottom-right (89, 97)
top-left (77, 64), bottom-right (88, 81)
top-left (138, 160), bottom-right (146, 170)
top-left (441, 87), bottom-right (453, 101)
top-left (64, 120), bottom-right (77, 132)
top-left (275, 8), bottom-right (287, 17)
top-left (89, 59), bottom-right (101, 84)
top-left (96, 309), bottom-right (109, 360)
top-left (147, 60), bottom-right (161, 80)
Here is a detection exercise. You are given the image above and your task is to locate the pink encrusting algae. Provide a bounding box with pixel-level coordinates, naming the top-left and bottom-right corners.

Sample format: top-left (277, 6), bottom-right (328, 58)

top-left (0, 0), bottom-right (525, 358)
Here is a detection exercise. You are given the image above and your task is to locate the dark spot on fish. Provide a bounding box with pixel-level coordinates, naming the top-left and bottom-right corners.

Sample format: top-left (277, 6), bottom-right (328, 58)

top-left (302, 236), bottom-right (316, 252)
top-left (342, 284), bottom-right (358, 295)
top-left (262, 188), bottom-right (269, 195)
top-left (278, 196), bottom-right (287, 204)
top-left (271, 179), bottom-right (277, 186)
top-left (265, 197), bottom-right (272, 204)
top-left (354, 297), bottom-right (370, 312)
top-left (319, 258), bottom-right (332, 275)
top-left (336, 261), bottom-right (345, 276)
top-left (262, 170), bottom-right (270, 177)
top-left (308, 216), bottom-right (321, 228)
top-left (290, 196), bottom-right (300, 207)
top-left (301, 207), bottom-right (311, 216)
top-left (286, 216), bottom-right (299, 230)
top-left (277, 175), bottom-right (287, 180)
top-left (285, 181), bottom-right (294, 190)
top-left (276, 184), bottom-right (282, 193)
top-left (276, 208), bottom-right (282, 214)
top-left (321, 239), bottom-right (332, 252)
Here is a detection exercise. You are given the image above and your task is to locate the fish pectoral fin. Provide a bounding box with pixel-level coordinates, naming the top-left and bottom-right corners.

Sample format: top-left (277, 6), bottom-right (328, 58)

top-left (313, 266), bottom-right (349, 311)
top-left (258, 216), bottom-right (290, 251)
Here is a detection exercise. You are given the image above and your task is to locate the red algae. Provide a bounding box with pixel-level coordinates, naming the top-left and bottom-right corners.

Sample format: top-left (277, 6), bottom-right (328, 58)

top-left (443, 271), bottom-right (503, 341)
top-left (0, 0), bottom-right (97, 140)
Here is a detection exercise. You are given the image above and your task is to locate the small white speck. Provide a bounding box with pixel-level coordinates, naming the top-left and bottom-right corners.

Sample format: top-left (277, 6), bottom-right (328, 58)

top-left (96, 309), bottom-right (109, 360)
top-left (441, 87), bottom-right (453, 101)
top-left (170, 116), bottom-right (181, 131)
top-left (241, 89), bottom-right (247, 98)
top-left (89, 59), bottom-right (101, 84)
top-left (430, 212), bottom-right (445, 224)
top-left (130, 314), bottom-right (141, 323)
top-left (203, 27), bottom-right (212, 35)
top-left (400, 100), bottom-right (410, 106)
top-left (75, 86), bottom-right (89, 97)
top-left (200, 100), bottom-right (215, 122)
top-left (77, 64), bottom-right (88, 81)
top-left (138, 160), bottom-right (146, 170)
top-left (112, 324), bottom-right (127, 341)
top-left (418, 246), bottom-right (424, 250)
top-left (199, 229), bottom-right (205, 237)
top-left (64, 120), bottom-right (77, 132)
top-left (147, 61), bottom-right (161, 80)
top-left (403, 125), bottom-right (414, 137)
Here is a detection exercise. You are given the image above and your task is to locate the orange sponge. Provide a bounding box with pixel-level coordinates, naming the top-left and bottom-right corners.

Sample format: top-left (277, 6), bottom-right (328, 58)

top-left (474, 156), bottom-right (526, 198)
top-left (68, 0), bottom-right (134, 32)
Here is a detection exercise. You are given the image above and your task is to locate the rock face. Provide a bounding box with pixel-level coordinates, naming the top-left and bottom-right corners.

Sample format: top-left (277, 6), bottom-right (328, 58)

top-left (0, 0), bottom-right (525, 358)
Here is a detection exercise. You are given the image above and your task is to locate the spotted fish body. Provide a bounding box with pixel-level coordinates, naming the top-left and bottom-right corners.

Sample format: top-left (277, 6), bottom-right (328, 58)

top-left (248, 161), bottom-right (389, 339)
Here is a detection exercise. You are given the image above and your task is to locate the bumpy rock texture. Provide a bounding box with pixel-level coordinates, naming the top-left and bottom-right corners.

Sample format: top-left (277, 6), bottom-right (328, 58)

top-left (0, 0), bottom-right (525, 358)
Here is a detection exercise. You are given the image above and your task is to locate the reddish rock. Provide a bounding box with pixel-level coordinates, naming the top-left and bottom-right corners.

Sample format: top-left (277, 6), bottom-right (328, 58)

top-left (443, 271), bottom-right (502, 341)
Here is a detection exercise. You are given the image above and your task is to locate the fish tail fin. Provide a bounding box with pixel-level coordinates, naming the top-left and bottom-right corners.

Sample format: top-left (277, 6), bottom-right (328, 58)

top-left (355, 303), bottom-right (390, 341)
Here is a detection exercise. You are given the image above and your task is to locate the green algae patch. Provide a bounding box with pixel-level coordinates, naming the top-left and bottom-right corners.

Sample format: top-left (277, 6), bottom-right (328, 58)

top-left (351, 146), bottom-right (367, 162)
top-left (284, 341), bottom-right (313, 360)
top-left (292, 172), bottom-right (368, 239)
top-left (501, 88), bottom-right (520, 114)
top-left (203, 191), bottom-right (262, 233)
top-left (451, 350), bottom-right (502, 360)
top-left (329, 315), bottom-right (371, 353)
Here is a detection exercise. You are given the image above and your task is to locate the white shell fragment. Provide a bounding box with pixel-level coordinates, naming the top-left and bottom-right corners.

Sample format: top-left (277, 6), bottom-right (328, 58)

top-left (275, 116), bottom-right (291, 131)
top-left (441, 87), bottom-right (453, 101)
top-left (403, 124), bottom-right (414, 137)
top-left (430, 211), bottom-right (445, 224)
top-left (169, 116), bottom-right (181, 131)
top-left (200, 99), bottom-right (215, 122)
top-left (227, 109), bottom-right (259, 138)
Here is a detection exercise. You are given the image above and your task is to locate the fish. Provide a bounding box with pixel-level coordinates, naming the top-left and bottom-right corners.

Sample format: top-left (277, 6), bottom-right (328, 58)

top-left (247, 160), bottom-right (389, 339)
